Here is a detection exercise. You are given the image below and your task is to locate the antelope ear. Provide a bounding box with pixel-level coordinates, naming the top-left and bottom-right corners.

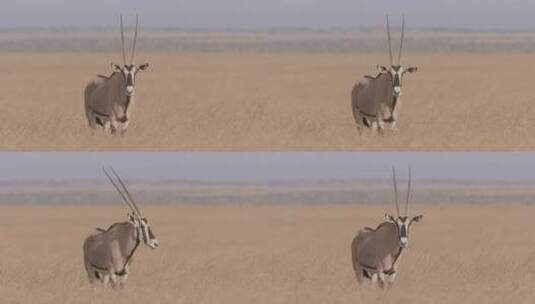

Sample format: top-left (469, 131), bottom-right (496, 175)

top-left (138, 63), bottom-right (149, 71)
top-left (405, 66), bottom-right (418, 73)
top-left (111, 63), bottom-right (122, 71)
top-left (377, 65), bottom-right (389, 74)
top-left (411, 215), bottom-right (423, 223)
top-left (385, 213), bottom-right (396, 222)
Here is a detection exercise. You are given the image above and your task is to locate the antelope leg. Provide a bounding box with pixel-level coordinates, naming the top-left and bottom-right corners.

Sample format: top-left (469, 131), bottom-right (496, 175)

top-left (377, 272), bottom-right (386, 288)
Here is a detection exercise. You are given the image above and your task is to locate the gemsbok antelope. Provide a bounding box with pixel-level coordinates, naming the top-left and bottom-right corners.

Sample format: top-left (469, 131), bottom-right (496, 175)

top-left (351, 15), bottom-right (418, 133)
top-left (351, 167), bottom-right (423, 287)
top-left (83, 167), bottom-right (159, 288)
top-left (84, 15), bottom-right (149, 135)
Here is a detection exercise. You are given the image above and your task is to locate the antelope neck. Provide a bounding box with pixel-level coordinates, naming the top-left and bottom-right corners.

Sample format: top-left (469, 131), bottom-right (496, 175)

top-left (116, 224), bottom-right (141, 275)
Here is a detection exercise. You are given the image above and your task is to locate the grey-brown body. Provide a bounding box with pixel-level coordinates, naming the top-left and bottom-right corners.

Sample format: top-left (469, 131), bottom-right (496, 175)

top-left (351, 73), bottom-right (398, 132)
top-left (84, 73), bottom-right (133, 135)
top-left (83, 222), bottom-right (139, 287)
top-left (351, 222), bottom-right (402, 286)
top-left (350, 167), bottom-right (422, 287)
top-left (350, 15), bottom-right (417, 133)
top-left (82, 167), bottom-right (159, 288)
top-left (83, 15), bottom-right (148, 135)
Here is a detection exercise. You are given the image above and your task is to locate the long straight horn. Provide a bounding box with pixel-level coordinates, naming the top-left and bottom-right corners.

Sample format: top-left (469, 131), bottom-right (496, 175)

top-left (386, 15), bottom-right (393, 66)
top-left (392, 167), bottom-right (400, 217)
top-left (405, 166), bottom-right (411, 215)
top-left (110, 167), bottom-right (143, 217)
top-left (130, 14), bottom-right (139, 65)
top-left (120, 15), bottom-right (127, 66)
top-left (398, 14), bottom-right (405, 65)
top-left (102, 167), bottom-right (137, 215)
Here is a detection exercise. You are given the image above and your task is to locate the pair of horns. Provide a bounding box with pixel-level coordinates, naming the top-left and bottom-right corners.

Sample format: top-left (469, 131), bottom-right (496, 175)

top-left (120, 14), bottom-right (139, 66)
top-left (386, 14), bottom-right (405, 65)
top-left (392, 166), bottom-right (411, 217)
top-left (103, 167), bottom-right (143, 218)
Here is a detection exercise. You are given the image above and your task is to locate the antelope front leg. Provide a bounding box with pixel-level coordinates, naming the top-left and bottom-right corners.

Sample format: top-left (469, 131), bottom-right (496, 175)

top-left (370, 120), bottom-right (379, 133)
top-left (376, 120), bottom-right (387, 135)
top-left (385, 264), bottom-right (398, 286)
top-left (385, 272), bottom-right (397, 288)
top-left (103, 121), bottom-right (112, 135)
top-left (101, 273), bottom-right (110, 286)
top-left (109, 273), bottom-right (119, 289)
top-left (389, 120), bottom-right (398, 132)
top-left (377, 272), bottom-right (387, 288)
top-left (116, 273), bottom-right (128, 288)
top-left (110, 120), bottom-right (121, 136)
top-left (370, 273), bottom-right (379, 286)
top-left (119, 121), bottom-right (129, 135)
top-left (116, 265), bottom-right (129, 288)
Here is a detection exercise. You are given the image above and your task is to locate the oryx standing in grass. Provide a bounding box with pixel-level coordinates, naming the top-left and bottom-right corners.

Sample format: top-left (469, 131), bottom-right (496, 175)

top-left (351, 15), bottom-right (418, 133)
top-left (83, 167), bottom-right (159, 288)
top-left (84, 15), bottom-right (149, 135)
top-left (351, 167), bottom-right (423, 287)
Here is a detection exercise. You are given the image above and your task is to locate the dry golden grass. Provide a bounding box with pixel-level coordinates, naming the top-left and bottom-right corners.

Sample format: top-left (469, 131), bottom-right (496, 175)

top-left (1, 204), bottom-right (534, 303)
top-left (2, 52), bottom-right (535, 150)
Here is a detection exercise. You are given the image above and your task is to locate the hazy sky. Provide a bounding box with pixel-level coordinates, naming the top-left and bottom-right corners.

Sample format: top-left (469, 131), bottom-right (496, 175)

top-left (1, 152), bottom-right (534, 183)
top-left (3, 0), bottom-right (535, 29)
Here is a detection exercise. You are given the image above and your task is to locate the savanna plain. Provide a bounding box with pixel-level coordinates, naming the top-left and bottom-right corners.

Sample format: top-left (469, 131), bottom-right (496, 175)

top-left (2, 30), bottom-right (535, 150)
top-left (1, 202), bottom-right (535, 304)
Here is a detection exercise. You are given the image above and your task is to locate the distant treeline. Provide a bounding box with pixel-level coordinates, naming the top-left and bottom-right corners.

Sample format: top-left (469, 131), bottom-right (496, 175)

top-left (2, 29), bottom-right (535, 53)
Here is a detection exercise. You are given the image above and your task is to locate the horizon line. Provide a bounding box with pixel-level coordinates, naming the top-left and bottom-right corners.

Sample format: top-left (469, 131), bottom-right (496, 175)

top-left (2, 26), bottom-right (535, 34)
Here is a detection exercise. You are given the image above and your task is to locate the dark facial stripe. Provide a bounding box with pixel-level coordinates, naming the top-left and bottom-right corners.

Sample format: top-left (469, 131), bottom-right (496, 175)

top-left (400, 224), bottom-right (407, 238)
top-left (393, 73), bottom-right (400, 87)
top-left (142, 225), bottom-right (149, 243)
top-left (126, 72), bottom-right (134, 86)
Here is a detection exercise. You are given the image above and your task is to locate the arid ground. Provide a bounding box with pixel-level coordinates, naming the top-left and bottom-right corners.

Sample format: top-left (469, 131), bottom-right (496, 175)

top-left (1, 203), bottom-right (535, 303)
top-left (2, 50), bottom-right (535, 150)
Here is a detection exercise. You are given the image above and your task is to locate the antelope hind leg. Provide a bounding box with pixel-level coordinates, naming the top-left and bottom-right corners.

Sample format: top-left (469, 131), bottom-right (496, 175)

top-left (354, 114), bottom-right (364, 134)
top-left (87, 119), bottom-right (97, 136)
top-left (353, 264), bottom-right (365, 284)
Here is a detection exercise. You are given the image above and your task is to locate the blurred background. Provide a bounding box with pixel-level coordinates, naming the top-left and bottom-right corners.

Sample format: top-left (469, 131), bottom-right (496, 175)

top-left (3, 1), bottom-right (535, 53)
top-left (1, 152), bottom-right (534, 205)
top-left (3, 0), bottom-right (535, 29)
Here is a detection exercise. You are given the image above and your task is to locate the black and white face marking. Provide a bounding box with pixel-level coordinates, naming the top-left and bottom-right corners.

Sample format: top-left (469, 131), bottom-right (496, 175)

top-left (139, 217), bottom-right (159, 249)
top-left (130, 214), bottom-right (159, 249)
top-left (395, 216), bottom-right (410, 247)
top-left (390, 66), bottom-right (403, 97)
top-left (112, 63), bottom-right (149, 97)
top-left (386, 214), bottom-right (423, 248)
top-left (378, 65), bottom-right (418, 98)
